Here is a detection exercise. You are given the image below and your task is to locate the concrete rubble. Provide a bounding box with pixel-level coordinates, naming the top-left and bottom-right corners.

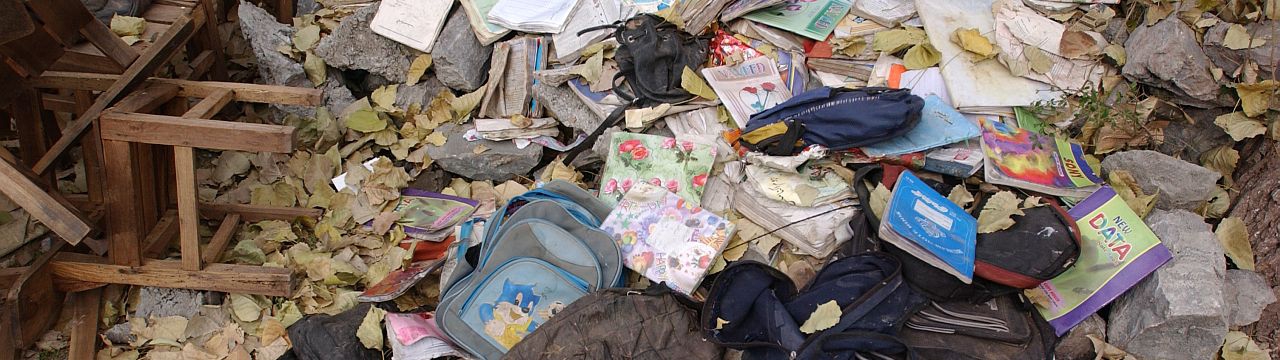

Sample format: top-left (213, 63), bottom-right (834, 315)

top-left (1100, 150), bottom-right (1221, 211)
top-left (424, 123), bottom-right (542, 181)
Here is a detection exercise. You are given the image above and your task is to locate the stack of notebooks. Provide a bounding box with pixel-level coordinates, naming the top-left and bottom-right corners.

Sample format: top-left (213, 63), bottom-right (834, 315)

top-left (600, 183), bottom-right (734, 295)
top-left (878, 171), bottom-right (977, 283)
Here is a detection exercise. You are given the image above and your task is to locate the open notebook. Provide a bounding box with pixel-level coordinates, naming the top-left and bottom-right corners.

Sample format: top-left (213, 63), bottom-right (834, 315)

top-left (369, 0), bottom-right (453, 52)
top-left (488, 0), bottom-right (582, 33)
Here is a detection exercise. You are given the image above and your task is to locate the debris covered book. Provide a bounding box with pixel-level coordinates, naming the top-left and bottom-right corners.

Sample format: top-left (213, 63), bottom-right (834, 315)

top-left (1027, 186), bottom-right (1172, 335)
top-left (701, 56), bottom-right (793, 128)
top-left (878, 170), bottom-right (977, 283)
top-left (600, 183), bottom-right (734, 295)
top-left (980, 118), bottom-right (1102, 198)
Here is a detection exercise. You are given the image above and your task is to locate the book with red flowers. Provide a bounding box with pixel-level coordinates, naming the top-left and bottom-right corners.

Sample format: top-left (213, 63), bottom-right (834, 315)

top-left (701, 56), bottom-right (794, 128)
top-left (598, 133), bottom-right (716, 208)
top-left (600, 183), bottom-right (735, 295)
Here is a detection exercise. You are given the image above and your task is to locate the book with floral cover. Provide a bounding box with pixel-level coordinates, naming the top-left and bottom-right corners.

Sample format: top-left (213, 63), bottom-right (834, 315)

top-left (600, 183), bottom-right (734, 295)
top-left (701, 56), bottom-right (793, 128)
top-left (598, 133), bottom-right (716, 208)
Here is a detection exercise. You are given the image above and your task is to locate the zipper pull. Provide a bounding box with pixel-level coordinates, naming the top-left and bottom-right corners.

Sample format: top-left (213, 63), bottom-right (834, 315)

top-left (790, 351), bottom-right (797, 359)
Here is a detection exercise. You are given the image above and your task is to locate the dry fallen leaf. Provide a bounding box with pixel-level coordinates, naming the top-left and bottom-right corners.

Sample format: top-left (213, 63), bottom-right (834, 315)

top-left (1200, 145), bottom-right (1240, 186)
top-left (304, 52), bottom-right (327, 86)
top-left (902, 43), bottom-right (941, 70)
top-left (293, 25), bottom-right (321, 51)
top-left (1235, 80), bottom-right (1279, 117)
top-left (951, 28), bottom-right (998, 60)
top-left (1087, 334), bottom-right (1136, 360)
top-left (472, 145), bottom-right (489, 154)
top-left (715, 318), bottom-right (730, 330)
top-left (872, 27), bottom-right (928, 53)
top-left (681, 66), bottom-right (718, 100)
top-left (1224, 24), bottom-right (1267, 50)
top-left (1215, 112), bottom-right (1267, 141)
top-left (1216, 217), bottom-right (1255, 270)
top-left (869, 182), bottom-right (891, 221)
top-left (371, 85), bottom-right (399, 112)
top-left (1023, 47), bottom-right (1054, 75)
top-left (344, 99), bottom-right (386, 133)
top-left (110, 15), bottom-right (146, 36)
top-left (1103, 44), bottom-right (1126, 66)
top-left (947, 185), bottom-right (974, 208)
top-left (798, 300), bottom-right (841, 334)
top-left (977, 191), bottom-right (1024, 234)
top-left (1221, 331), bottom-right (1269, 360)
top-left (356, 306), bottom-right (387, 349)
top-left (406, 54), bottom-right (432, 86)
top-left (1059, 30), bottom-right (1099, 59)
top-left (1108, 170), bottom-right (1157, 218)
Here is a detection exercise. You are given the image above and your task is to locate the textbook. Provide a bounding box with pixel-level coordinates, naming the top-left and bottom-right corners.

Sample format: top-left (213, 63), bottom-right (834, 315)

top-left (861, 95), bottom-right (979, 157)
top-left (701, 56), bottom-right (793, 128)
top-left (878, 170), bottom-right (977, 283)
top-left (600, 183), bottom-right (734, 295)
top-left (1028, 186), bottom-right (1172, 335)
top-left (742, 0), bottom-right (853, 40)
top-left (980, 118), bottom-right (1102, 198)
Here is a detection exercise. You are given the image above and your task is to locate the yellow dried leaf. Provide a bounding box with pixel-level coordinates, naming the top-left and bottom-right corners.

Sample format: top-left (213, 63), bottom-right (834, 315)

top-left (120, 35), bottom-right (141, 45)
top-left (571, 52), bottom-right (604, 87)
top-left (304, 52), bottom-right (327, 86)
top-left (1108, 170), bottom-right (1157, 218)
top-left (872, 27), bottom-right (928, 53)
top-left (1221, 331), bottom-right (1269, 360)
top-left (345, 99), bottom-right (386, 133)
top-left (1201, 145), bottom-right (1239, 185)
top-left (424, 131), bottom-right (447, 147)
top-left (1215, 112), bottom-right (1267, 141)
top-left (472, 144), bottom-right (489, 154)
top-left (977, 191), bottom-right (1024, 234)
top-left (902, 43), bottom-right (941, 70)
top-left (798, 300), bottom-right (841, 334)
top-left (869, 182), bottom-right (890, 220)
top-left (1024, 47), bottom-right (1054, 74)
top-left (228, 294), bottom-right (264, 323)
top-left (372, 85), bottom-right (398, 112)
top-left (720, 231), bottom-right (749, 262)
top-left (681, 66), bottom-right (718, 100)
top-left (715, 318), bottom-right (730, 330)
top-left (1103, 44), bottom-right (1126, 66)
top-left (110, 15), bottom-right (146, 36)
top-left (1216, 217), bottom-right (1255, 270)
top-left (947, 185), bottom-right (974, 208)
top-left (294, 25), bottom-right (321, 51)
top-left (1224, 24), bottom-right (1266, 50)
top-left (1235, 80), bottom-right (1279, 117)
top-left (1087, 335), bottom-right (1136, 360)
top-left (406, 54), bottom-right (432, 86)
top-left (452, 88), bottom-right (485, 120)
top-left (951, 28), bottom-right (997, 60)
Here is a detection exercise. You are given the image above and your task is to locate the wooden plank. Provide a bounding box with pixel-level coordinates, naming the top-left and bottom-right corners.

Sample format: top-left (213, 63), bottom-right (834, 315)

top-left (3, 242), bottom-right (65, 359)
top-left (102, 140), bottom-right (143, 266)
top-left (200, 203), bottom-right (322, 222)
top-left (40, 94), bottom-right (78, 113)
top-left (99, 112), bottom-right (296, 153)
top-left (0, 159), bottom-right (91, 244)
top-left (142, 4), bottom-right (192, 24)
top-left (78, 15), bottom-right (140, 68)
top-left (182, 88), bottom-right (234, 119)
top-left (174, 146), bottom-right (201, 271)
top-left (203, 214), bottom-right (241, 264)
top-left (25, 0), bottom-right (95, 45)
top-left (108, 83), bottom-right (180, 113)
top-left (142, 210), bottom-right (180, 258)
top-left (11, 89), bottom-right (49, 168)
top-left (0, 26), bottom-right (63, 75)
top-left (65, 288), bottom-right (102, 360)
top-left (74, 90), bottom-right (106, 204)
top-left (182, 49), bottom-right (214, 80)
top-left (192, 0), bottom-right (226, 81)
top-left (50, 253), bottom-right (296, 297)
top-left (32, 14), bottom-right (200, 175)
top-left (47, 51), bottom-right (124, 74)
top-left (30, 72), bottom-right (323, 106)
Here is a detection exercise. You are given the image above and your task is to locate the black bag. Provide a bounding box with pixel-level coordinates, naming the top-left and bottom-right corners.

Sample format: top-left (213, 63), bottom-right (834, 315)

top-left (701, 252), bottom-right (926, 360)
top-left (741, 87), bottom-right (924, 156)
top-left (559, 14), bottom-right (709, 164)
top-left (286, 303), bottom-right (381, 360)
top-left (897, 295), bottom-right (1059, 360)
top-left (973, 197), bottom-right (1081, 289)
top-left (504, 286), bottom-right (722, 360)
top-left (850, 165), bottom-right (1018, 303)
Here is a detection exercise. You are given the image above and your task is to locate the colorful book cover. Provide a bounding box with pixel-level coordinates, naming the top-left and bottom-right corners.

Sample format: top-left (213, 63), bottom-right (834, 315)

top-left (861, 95), bottom-right (980, 157)
top-left (599, 133), bottom-right (716, 207)
top-left (1014, 106), bottom-right (1048, 134)
top-left (980, 118), bottom-right (1102, 198)
top-left (879, 170), bottom-right (977, 283)
top-left (1029, 186), bottom-right (1173, 335)
top-left (702, 56), bottom-right (793, 128)
top-left (743, 0), bottom-right (854, 40)
top-left (373, 189), bottom-right (479, 241)
top-left (600, 183), bottom-right (734, 295)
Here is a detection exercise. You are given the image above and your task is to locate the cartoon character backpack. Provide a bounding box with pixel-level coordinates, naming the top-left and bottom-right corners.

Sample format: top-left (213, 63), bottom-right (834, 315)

top-left (436, 181), bottom-right (625, 359)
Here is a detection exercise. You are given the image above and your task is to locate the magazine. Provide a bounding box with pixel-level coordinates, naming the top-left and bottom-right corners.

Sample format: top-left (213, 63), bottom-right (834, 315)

top-left (742, 0), bottom-right (854, 41)
top-left (600, 183), bottom-right (734, 295)
top-left (878, 170), bottom-right (977, 283)
top-left (702, 56), bottom-right (793, 128)
top-left (923, 142), bottom-right (985, 178)
top-left (369, 0), bottom-right (453, 52)
top-left (719, 0), bottom-right (785, 21)
top-left (980, 118), bottom-right (1102, 198)
top-left (861, 95), bottom-right (979, 157)
top-left (372, 189), bottom-right (479, 241)
top-left (1028, 186), bottom-right (1173, 335)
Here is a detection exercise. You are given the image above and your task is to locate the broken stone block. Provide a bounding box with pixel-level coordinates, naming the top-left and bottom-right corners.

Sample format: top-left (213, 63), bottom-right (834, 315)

top-left (1122, 14), bottom-right (1229, 108)
top-left (1225, 269), bottom-right (1278, 327)
top-left (1107, 209), bottom-right (1226, 360)
top-left (135, 287), bottom-right (205, 319)
top-left (237, 1), bottom-right (354, 118)
top-left (533, 82), bottom-right (604, 133)
top-left (1100, 150), bottom-right (1221, 211)
top-left (394, 77), bottom-right (450, 110)
top-left (1055, 314), bottom-right (1106, 360)
top-left (433, 8), bottom-right (492, 92)
top-left (313, 3), bottom-right (421, 83)
top-left (104, 323), bottom-right (133, 344)
top-left (424, 123), bottom-right (542, 181)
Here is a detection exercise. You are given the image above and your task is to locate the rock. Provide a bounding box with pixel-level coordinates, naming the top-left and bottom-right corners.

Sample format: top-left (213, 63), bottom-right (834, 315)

top-left (433, 8), bottom-right (492, 92)
top-left (424, 123), bottom-right (542, 181)
top-left (237, 1), bottom-right (354, 117)
top-left (1203, 20), bottom-right (1280, 78)
top-left (1100, 150), bottom-right (1221, 211)
top-left (104, 323), bottom-right (134, 344)
top-left (1107, 209), bottom-right (1227, 360)
top-left (313, 3), bottom-right (421, 83)
top-left (1225, 269), bottom-right (1278, 327)
top-left (1122, 14), bottom-right (1228, 108)
top-left (533, 82), bottom-right (604, 133)
top-left (409, 165), bottom-right (452, 193)
top-left (135, 287), bottom-right (205, 319)
top-left (1156, 108), bottom-right (1234, 162)
top-left (1055, 314), bottom-right (1106, 360)
top-left (394, 77), bottom-right (450, 110)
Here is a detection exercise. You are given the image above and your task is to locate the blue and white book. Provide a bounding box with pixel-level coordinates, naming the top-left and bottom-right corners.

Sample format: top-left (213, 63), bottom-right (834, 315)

top-left (878, 170), bottom-right (977, 283)
top-left (861, 95), bottom-right (980, 157)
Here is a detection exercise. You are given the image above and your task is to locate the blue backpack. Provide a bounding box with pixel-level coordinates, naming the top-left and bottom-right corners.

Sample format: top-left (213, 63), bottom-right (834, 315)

top-left (436, 181), bottom-right (625, 359)
top-left (741, 87), bottom-right (924, 156)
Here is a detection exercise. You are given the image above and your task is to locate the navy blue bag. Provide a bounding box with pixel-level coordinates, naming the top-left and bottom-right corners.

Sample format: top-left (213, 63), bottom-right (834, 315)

top-left (701, 252), bottom-right (926, 359)
top-left (741, 87), bottom-right (924, 155)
